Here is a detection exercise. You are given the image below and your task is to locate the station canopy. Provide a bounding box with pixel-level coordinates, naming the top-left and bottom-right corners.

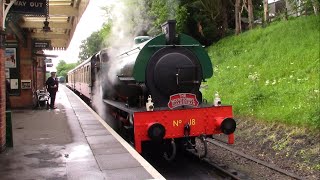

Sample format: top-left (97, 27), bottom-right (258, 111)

top-left (7, 0), bottom-right (89, 50)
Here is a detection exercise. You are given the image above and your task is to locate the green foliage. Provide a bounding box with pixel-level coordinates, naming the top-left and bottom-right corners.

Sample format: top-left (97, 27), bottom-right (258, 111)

top-left (56, 60), bottom-right (78, 78)
top-left (148, 0), bottom-right (188, 35)
top-left (202, 15), bottom-right (320, 129)
top-left (78, 31), bottom-right (102, 62)
top-left (99, 23), bottom-right (112, 47)
top-left (182, 0), bottom-right (244, 45)
top-left (192, 0), bottom-right (221, 22)
top-left (78, 23), bottom-right (112, 62)
top-left (286, 0), bottom-right (318, 15)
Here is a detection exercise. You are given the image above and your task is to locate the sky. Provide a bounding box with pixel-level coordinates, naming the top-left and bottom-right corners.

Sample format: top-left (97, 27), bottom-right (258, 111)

top-left (45, 0), bottom-right (114, 71)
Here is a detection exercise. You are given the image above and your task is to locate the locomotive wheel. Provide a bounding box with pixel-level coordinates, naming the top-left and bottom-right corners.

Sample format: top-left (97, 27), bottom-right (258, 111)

top-left (195, 136), bottom-right (207, 159)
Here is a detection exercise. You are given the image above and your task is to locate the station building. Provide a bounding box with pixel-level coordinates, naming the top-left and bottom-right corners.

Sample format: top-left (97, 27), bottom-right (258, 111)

top-left (0, 0), bottom-right (90, 152)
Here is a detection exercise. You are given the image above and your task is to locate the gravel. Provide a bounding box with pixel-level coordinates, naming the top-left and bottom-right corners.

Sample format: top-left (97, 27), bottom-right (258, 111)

top-left (204, 117), bottom-right (319, 180)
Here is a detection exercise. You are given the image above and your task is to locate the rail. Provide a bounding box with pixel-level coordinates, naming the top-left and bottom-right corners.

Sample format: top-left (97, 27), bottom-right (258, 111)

top-left (119, 47), bottom-right (141, 56)
top-left (207, 138), bottom-right (304, 180)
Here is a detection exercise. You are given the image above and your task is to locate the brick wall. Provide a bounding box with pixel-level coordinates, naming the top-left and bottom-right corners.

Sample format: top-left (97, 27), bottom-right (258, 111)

top-left (9, 34), bottom-right (34, 108)
top-left (0, 1), bottom-right (6, 152)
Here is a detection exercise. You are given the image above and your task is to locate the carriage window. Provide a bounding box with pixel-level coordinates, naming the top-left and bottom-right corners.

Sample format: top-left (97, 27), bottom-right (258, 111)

top-left (83, 67), bottom-right (85, 83)
top-left (85, 66), bottom-right (88, 83)
top-left (87, 66), bottom-right (90, 83)
top-left (82, 68), bottom-right (84, 83)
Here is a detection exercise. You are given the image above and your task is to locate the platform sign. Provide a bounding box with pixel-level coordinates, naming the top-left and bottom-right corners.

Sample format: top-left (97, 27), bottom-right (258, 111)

top-left (10, 0), bottom-right (49, 16)
top-left (21, 80), bottom-right (32, 89)
top-left (46, 63), bottom-right (53, 67)
top-left (45, 59), bottom-right (52, 63)
top-left (33, 40), bottom-right (51, 49)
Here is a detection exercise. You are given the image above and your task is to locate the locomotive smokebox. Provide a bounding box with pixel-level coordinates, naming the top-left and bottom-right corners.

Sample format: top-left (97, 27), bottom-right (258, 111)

top-left (161, 20), bottom-right (176, 45)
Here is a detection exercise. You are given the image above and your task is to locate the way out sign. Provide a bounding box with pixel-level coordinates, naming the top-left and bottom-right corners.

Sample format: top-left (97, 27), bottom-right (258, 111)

top-left (10, 0), bottom-right (49, 16)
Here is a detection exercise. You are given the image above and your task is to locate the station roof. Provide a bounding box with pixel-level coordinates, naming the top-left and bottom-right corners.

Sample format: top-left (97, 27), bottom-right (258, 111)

top-left (7, 0), bottom-right (90, 49)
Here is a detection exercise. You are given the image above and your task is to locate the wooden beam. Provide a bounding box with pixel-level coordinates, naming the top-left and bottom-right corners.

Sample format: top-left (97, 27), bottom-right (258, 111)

top-left (51, 39), bottom-right (68, 48)
top-left (31, 33), bottom-right (69, 39)
top-left (20, 22), bottom-right (72, 29)
top-left (49, 1), bottom-right (73, 5)
top-left (49, 5), bottom-right (78, 16)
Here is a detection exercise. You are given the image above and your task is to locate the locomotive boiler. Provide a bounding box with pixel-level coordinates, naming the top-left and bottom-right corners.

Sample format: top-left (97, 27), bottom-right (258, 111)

top-left (100, 21), bottom-right (212, 107)
top-left (70, 20), bottom-right (236, 160)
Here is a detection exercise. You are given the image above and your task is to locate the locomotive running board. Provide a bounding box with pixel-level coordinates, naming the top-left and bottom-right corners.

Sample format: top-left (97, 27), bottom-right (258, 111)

top-left (103, 99), bottom-right (143, 114)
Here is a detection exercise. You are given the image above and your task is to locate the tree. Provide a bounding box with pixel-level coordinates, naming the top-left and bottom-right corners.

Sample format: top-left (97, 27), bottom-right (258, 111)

top-left (248, 0), bottom-right (254, 29)
top-left (221, 0), bottom-right (229, 36)
top-left (237, 0), bottom-right (255, 31)
top-left (99, 23), bottom-right (112, 48)
top-left (78, 23), bottom-right (112, 63)
top-left (263, 0), bottom-right (269, 25)
top-left (56, 60), bottom-right (78, 78)
top-left (187, 0), bottom-right (230, 44)
top-left (311, 0), bottom-right (319, 15)
top-left (148, 0), bottom-right (188, 35)
top-left (78, 31), bottom-right (102, 62)
top-left (287, 0), bottom-right (319, 16)
top-left (235, 0), bottom-right (241, 34)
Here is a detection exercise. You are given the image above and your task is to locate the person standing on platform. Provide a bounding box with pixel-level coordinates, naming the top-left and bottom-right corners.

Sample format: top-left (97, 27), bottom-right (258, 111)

top-left (46, 71), bottom-right (59, 109)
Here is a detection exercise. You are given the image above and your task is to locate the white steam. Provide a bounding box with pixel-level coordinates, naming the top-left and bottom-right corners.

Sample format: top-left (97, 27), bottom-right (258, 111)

top-left (101, 0), bottom-right (152, 85)
top-left (91, 0), bottom-right (151, 126)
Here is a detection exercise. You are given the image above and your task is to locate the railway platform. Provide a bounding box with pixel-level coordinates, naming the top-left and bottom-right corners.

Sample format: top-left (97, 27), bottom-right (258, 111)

top-left (0, 85), bottom-right (164, 180)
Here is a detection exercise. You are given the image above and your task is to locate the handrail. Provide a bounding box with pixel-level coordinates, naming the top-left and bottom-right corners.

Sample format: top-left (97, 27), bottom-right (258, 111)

top-left (148, 44), bottom-right (201, 48)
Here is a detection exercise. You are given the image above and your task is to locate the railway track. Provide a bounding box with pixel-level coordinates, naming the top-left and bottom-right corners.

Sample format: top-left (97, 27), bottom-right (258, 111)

top-left (185, 139), bottom-right (248, 180)
top-left (191, 156), bottom-right (246, 180)
top-left (141, 138), bottom-right (249, 179)
top-left (205, 138), bottom-right (304, 180)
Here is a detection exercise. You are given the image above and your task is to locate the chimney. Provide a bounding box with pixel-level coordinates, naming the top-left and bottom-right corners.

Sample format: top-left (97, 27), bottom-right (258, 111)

top-left (161, 20), bottom-right (176, 45)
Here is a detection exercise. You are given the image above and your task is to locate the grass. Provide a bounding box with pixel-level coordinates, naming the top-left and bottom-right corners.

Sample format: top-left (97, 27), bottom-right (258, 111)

top-left (202, 15), bottom-right (320, 129)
